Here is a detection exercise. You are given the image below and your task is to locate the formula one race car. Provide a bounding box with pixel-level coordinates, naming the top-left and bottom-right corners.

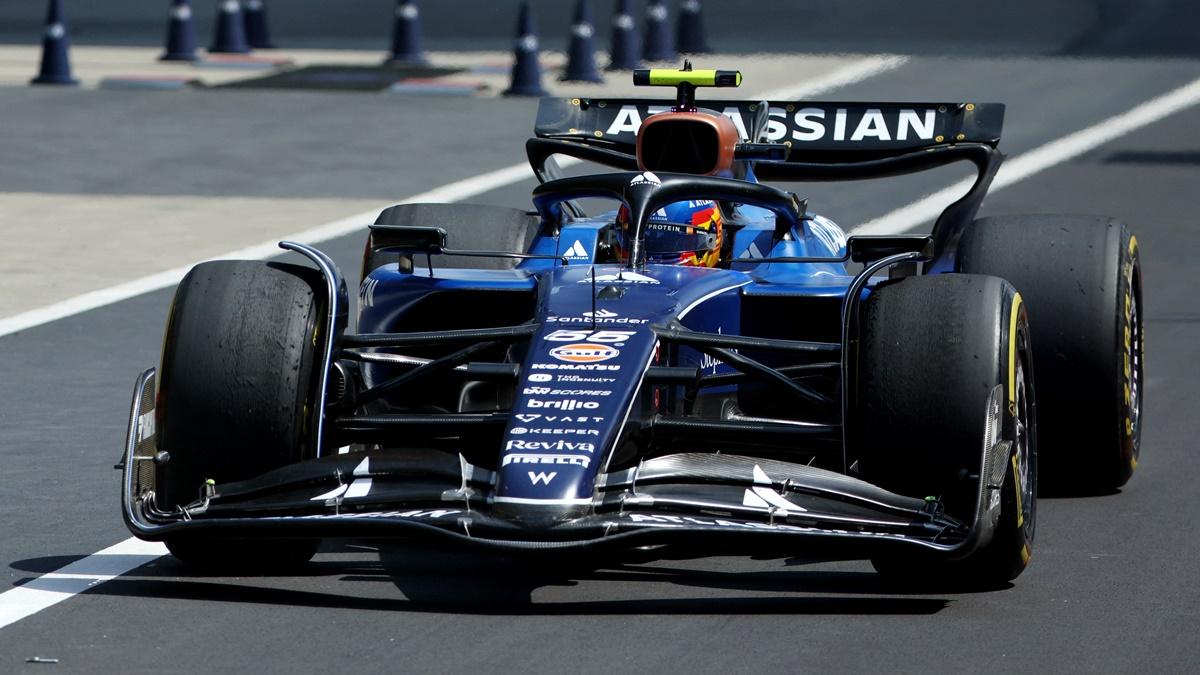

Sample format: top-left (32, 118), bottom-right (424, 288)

top-left (119, 67), bottom-right (1143, 587)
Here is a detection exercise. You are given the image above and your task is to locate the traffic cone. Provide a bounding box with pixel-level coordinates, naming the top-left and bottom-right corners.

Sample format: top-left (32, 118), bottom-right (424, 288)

top-left (209, 0), bottom-right (250, 54)
top-left (561, 0), bottom-right (602, 82)
top-left (642, 0), bottom-right (676, 62)
top-left (606, 0), bottom-right (640, 71)
top-left (243, 0), bottom-right (275, 49)
top-left (160, 0), bottom-right (198, 61)
top-left (502, 2), bottom-right (548, 97)
top-left (676, 0), bottom-right (710, 54)
top-left (31, 0), bottom-right (78, 86)
top-left (386, 0), bottom-right (428, 65)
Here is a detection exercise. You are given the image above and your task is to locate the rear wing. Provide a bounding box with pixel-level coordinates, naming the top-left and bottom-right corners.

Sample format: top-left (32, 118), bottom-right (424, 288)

top-left (529, 97), bottom-right (1006, 271)
top-left (534, 98), bottom-right (1004, 159)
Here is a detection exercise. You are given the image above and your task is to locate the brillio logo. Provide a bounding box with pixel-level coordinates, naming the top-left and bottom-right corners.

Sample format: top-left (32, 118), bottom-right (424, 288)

top-left (549, 343), bottom-right (619, 364)
top-left (527, 398), bottom-right (600, 411)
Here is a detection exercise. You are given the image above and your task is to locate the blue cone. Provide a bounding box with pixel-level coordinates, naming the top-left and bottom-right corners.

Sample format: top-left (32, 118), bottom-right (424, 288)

top-left (386, 0), bottom-right (428, 65)
top-left (243, 0), bottom-right (275, 49)
top-left (641, 0), bottom-right (676, 62)
top-left (31, 0), bottom-right (78, 86)
top-left (209, 0), bottom-right (250, 54)
top-left (561, 0), bottom-right (603, 82)
top-left (606, 0), bottom-right (640, 71)
top-left (503, 2), bottom-right (548, 97)
top-left (160, 0), bottom-right (198, 61)
top-left (676, 0), bottom-right (710, 54)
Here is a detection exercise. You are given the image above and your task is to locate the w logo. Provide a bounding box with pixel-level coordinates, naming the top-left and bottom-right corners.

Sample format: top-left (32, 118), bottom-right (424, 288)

top-left (528, 471), bottom-right (557, 486)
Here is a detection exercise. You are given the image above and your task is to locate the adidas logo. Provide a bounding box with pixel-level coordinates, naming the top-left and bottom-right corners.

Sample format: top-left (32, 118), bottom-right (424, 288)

top-left (563, 240), bottom-right (589, 260)
top-left (579, 271), bottom-right (659, 285)
top-left (738, 241), bottom-right (766, 260)
top-left (583, 309), bottom-right (618, 319)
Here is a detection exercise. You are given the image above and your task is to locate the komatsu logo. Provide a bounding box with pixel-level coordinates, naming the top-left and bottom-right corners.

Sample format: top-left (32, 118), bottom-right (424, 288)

top-left (603, 104), bottom-right (938, 144)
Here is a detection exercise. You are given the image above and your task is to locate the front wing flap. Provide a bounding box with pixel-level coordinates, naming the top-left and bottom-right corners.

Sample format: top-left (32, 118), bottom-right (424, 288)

top-left (121, 368), bottom-right (1001, 559)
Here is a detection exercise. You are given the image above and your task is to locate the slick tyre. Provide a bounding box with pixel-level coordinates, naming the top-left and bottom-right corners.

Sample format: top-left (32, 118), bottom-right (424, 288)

top-left (854, 274), bottom-right (1037, 587)
top-left (957, 215), bottom-right (1143, 494)
top-left (156, 260), bottom-right (324, 566)
top-left (362, 203), bottom-right (541, 278)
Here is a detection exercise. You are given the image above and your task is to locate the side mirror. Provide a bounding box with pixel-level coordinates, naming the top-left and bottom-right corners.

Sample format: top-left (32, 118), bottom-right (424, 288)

top-left (846, 235), bottom-right (933, 264)
top-left (367, 225), bottom-right (448, 254)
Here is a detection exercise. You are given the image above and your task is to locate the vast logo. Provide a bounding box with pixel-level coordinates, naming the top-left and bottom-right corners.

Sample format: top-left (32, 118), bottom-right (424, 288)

top-left (549, 343), bottom-right (620, 364)
top-left (515, 414), bottom-right (604, 423)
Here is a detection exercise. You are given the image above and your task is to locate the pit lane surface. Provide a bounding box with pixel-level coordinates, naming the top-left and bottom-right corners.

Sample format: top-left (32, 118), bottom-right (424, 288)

top-left (2, 57), bottom-right (1200, 675)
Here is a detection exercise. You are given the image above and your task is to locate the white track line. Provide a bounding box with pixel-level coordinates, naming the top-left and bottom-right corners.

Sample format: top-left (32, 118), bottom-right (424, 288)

top-left (0, 58), bottom-right (907, 340)
top-left (0, 538), bottom-right (167, 631)
top-left (853, 74), bottom-right (1200, 235)
top-left (753, 54), bottom-right (909, 101)
top-left (0, 57), bottom-right (911, 631)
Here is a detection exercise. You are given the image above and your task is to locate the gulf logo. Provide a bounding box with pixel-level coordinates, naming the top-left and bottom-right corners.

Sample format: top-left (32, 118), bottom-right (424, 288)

top-left (549, 342), bottom-right (619, 364)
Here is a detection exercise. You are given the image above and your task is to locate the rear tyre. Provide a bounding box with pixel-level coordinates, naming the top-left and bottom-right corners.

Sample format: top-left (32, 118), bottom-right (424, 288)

top-left (957, 215), bottom-right (1143, 494)
top-left (156, 260), bottom-right (324, 566)
top-left (362, 202), bottom-right (541, 278)
top-left (854, 274), bottom-right (1037, 587)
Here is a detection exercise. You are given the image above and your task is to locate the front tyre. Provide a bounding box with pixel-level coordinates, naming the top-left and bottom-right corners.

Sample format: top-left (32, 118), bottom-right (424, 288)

top-left (156, 260), bottom-right (325, 566)
top-left (854, 274), bottom-right (1037, 587)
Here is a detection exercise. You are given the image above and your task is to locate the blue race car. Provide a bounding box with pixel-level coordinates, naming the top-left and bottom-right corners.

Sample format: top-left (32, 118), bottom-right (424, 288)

top-left (120, 67), bottom-right (1143, 586)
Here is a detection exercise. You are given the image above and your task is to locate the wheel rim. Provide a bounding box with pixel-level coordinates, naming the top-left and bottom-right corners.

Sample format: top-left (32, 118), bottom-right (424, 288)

top-left (1014, 355), bottom-right (1036, 542)
top-left (1128, 290), bottom-right (1142, 444)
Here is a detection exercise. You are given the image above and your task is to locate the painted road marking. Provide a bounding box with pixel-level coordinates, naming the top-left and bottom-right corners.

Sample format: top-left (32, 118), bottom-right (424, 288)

top-left (0, 538), bottom-right (167, 631)
top-left (853, 74), bottom-right (1200, 235)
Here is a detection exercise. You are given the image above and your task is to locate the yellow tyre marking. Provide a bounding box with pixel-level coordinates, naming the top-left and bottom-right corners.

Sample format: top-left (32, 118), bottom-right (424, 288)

top-left (1007, 293), bottom-right (1023, 407)
top-left (1020, 543), bottom-right (1031, 565)
top-left (1129, 234), bottom-right (1138, 256)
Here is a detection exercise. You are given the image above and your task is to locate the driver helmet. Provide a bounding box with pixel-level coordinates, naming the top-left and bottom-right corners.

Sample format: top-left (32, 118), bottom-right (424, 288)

top-left (613, 199), bottom-right (724, 267)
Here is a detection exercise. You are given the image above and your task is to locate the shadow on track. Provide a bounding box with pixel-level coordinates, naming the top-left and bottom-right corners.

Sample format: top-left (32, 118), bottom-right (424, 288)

top-left (9, 542), bottom-right (995, 616)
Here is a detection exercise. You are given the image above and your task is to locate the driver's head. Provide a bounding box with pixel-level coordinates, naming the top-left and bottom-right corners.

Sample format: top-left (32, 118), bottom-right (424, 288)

top-left (615, 199), bottom-right (724, 268)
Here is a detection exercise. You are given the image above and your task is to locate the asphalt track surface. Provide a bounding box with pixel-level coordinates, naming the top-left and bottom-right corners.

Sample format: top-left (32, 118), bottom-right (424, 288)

top-left (2, 52), bottom-right (1200, 675)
